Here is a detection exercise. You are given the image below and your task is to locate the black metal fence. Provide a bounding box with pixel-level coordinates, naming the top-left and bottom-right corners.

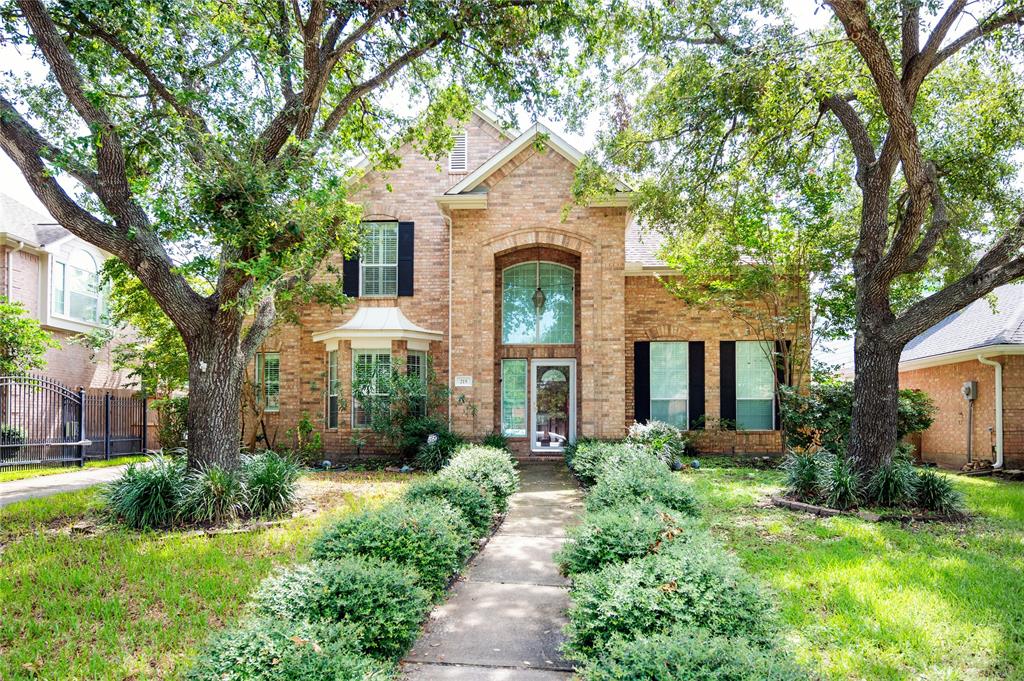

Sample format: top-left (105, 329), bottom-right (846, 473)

top-left (0, 374), bottom-right (147, 471)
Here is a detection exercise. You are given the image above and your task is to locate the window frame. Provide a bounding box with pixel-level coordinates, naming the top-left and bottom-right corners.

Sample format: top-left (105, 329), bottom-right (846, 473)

top-left (501, 261), bottom-right (575, 346)
top-left (407, 350), bottom-right (427, 417)
top-left (352, 349), bottom-right (391, 428)
top-left (735, 340), bottom-right (776, 431)
top-left (501, 359), bottom-right (528, 437)
top-left (649, 341), bottom-right (689, 430)
top-left (359, 221), bottom-right (399, 297)
top-left (255, 352), bottom-right (281, 413)
top-left (326, 350), bottom-right (340, 429)
top-left (51, 249), bottom-right (105, 325)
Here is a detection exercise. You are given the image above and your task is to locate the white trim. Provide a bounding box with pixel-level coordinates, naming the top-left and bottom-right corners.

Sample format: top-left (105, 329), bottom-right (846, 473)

top-left (448, 131), bottom-right (468, 172)
top-left (899, 344), bottom-right (1024, 371)
top-left (529, 358), bottom-right (576, 453)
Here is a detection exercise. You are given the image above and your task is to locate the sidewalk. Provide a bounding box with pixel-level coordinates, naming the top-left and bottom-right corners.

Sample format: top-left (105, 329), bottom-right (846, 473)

top-left (0, 464), bottom-right (131, 508)
top-left (402, 461), bottom-right (583, 680)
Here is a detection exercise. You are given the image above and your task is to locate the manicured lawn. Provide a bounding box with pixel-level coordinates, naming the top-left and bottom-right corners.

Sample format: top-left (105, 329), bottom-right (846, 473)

top-left (0, 455), bottom-right (150, 483)
top-left (0, 470), bottom-right (417, 679)
top-left (682, 463), bottom-right (1024, 680)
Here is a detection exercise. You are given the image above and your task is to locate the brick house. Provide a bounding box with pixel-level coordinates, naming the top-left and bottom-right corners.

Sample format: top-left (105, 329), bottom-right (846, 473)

top-left (899, 282), bottom-right (1024, 470)
top-left (253, 112), bottom-right (789, 458)
top-left (0, 193), bottom-right (130, 390)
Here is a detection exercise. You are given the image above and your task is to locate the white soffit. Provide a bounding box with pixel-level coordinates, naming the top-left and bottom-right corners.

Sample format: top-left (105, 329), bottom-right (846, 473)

top-left (312, 307), bottom-right (443, 352)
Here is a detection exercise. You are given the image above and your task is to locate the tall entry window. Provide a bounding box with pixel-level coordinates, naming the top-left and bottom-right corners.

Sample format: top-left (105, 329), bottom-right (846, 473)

top-left (501, 359), bottom-right (527, 437)
top-left (650, 342), bottom-right (688, 429)
top-left (736, 340), bottom-right (775, 430)
top-left (502, 262), bottom-right (574, 344)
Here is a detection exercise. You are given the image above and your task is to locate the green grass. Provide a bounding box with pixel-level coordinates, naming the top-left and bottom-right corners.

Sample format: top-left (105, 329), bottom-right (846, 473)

top-left (681, 464), bottom-right (1024, 680)
top-left (0, 455), bottom-right (150, 483)
top-left (0, 470), bottom-right (416, 679)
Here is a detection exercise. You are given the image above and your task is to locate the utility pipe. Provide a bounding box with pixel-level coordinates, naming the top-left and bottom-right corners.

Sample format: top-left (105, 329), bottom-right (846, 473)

top-left (977, 355), bottom-right (1004, 469)
top-left (443, 213), bottom-right (453, 430)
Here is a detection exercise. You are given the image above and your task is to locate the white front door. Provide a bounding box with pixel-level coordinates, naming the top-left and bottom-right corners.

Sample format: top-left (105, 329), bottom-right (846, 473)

top-left (530, 359), bottom-right (576, 453)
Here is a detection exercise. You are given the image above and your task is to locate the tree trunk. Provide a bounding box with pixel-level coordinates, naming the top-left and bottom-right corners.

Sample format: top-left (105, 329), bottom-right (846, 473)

top-left (184, 327), bottom-right (247, 469)
top-left (848, 327), bottom-right (902, 473)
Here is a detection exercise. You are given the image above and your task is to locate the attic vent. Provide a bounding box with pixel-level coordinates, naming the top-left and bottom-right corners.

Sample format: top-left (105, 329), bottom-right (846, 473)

top-left (449, 132), bottom-right (468, 172)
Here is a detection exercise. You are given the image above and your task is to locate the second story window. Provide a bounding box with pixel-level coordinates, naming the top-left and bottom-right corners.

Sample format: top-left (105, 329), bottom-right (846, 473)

top-left (360, 222), bottom-right (398, 297)
top-left (502, 262), bottom-right (574, 345)
top-left (449, 131), bottom-right (468, 172)
top-left (52, 249), bottom-right (103, 324)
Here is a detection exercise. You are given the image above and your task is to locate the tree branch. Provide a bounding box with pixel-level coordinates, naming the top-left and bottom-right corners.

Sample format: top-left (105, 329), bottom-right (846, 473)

top-left (900, 0), bottom-right (920, 66)
top-left (819, 94), bottom-right (876, 180)
top-left (934, 6), bottom-right (1024, 67)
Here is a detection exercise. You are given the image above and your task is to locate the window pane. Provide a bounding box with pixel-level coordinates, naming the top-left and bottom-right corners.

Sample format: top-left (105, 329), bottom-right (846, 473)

top-left (501, 359), bottom-right (527, 437)
top-left (327, 351), bottom-right (339, 428)
top-left (263, 353), bottom-right (280, 411)
top-left (407, 351), bottom-right (426, 416)
top-left (736, 341), bottom-right (775, 399)
top-left (651, 399), bottom-right (688, 429)
top-left (361, 223), bottom-right (398, 296)
top-left (502, 264), bottom-right (537, 344)
top-left (737, 399), bottom-right (773, 430)
top-left (537, 263), bottom-right (574, 344)
top-left (650, 342), bottom-right (688, 399)
top-left (353, 350), bottom-right (390, 427)
top-left (52, 262), bottom-right (65, 315)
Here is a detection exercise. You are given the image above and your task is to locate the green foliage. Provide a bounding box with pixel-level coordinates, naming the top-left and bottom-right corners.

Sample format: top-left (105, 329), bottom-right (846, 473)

top-left (437, 446), bottom-right (519, 512)
top-left (586, 459), bottom-right (698, 516)
top-left (866, 453), bottom-right (919, 508)
top-left (0, 424), bottom-right (26, 459)
top-left (104, 454), bottom-right (186, 529)
top-left (241, 450), bottom-right (301, 518)
top-left (285, 412), bottom-right (324, 466)
top-left (178, 464), bottom-right (248, 524)
top-left (626, 420), bottom-right (687, 465)
top-left (916, 469), bottom-right (967, 518)
top-left (556, 504), bottom-right (701, 576)
top-left (404, 477), bottom-right (495, 538)
top-left (412, 421), bottom-right (466, 472)
top-left (566, 440), bottom-right (629, 486)
top-left (0, 297), bottom-right (58, 374)
top-left (481, 431), bottom-right (510, 450)
top-left (578, 626), bottom-right (807, 681)
top-left (186, 617), bottom-right (391, 681)
top-left (153, 396), bottom-right (188, 451)
top-left (818, 454), bottom-right (862, 511)
top-left (563, 539), bottom-right (777, 659)
top-left (781, 450), bottom-right (826, 502)
top-left (310, 501), bottom-right (473, 598)
top-left (779, 382), bottom-right (936, 455)
top-left (250, 557), bottom-right (429, 660)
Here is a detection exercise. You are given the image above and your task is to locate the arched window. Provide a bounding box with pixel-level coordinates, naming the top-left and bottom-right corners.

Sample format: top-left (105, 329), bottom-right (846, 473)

top-left (52, 249), bottom-right (102, 323)
top-left (502, 262), bottom-right (574, 344)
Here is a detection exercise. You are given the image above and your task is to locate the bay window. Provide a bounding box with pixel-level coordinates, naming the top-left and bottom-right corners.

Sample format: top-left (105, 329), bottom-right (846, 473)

top-left (326, 350), bottom-right (340, 428)
top-left (52, 249), bottom-right (104, 324)
top-left (353, 350), bottom-right (390, 427)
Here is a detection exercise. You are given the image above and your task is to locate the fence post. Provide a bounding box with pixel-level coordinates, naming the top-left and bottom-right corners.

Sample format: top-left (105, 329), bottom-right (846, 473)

top-left (77, 387), bottom-right (86, 467)
top-left (141, 393), bottom-right (148, 454)
top-left (104, 392), bottom-right (111, 461)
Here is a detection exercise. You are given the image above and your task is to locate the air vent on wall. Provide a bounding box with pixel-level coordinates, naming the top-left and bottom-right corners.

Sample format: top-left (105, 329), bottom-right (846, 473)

top-left (449, 132), bottom-right (468, 172)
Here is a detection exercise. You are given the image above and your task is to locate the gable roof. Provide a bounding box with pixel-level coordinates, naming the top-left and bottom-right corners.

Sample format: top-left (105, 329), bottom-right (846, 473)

top-left (0, 193), bottom-right (69, 248)
top-left (900, 283), bottom-right (1024, 367)
top-left (438, 122), bottom-right (631, 209)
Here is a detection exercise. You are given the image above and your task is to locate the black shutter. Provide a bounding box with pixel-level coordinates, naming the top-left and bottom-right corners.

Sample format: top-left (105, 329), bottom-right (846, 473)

top-left (720, 341), bottom-right (736, 430)
top-left (633, 341), bottom-right (651, 424)
top-left (342, 253), bottom-right (359, 298)
top-left (397, 221), bottom-right (414, 297)
top-left (688, 341), bottom-right (705, 430)
top-left (774, 340), bottom-right (791, 430)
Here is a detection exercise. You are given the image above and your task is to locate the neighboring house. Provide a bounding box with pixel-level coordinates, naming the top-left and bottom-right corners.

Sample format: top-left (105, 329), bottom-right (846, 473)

top-left (0, 192), bottom-right (129, 390)
top-left (253, 112), bottom-right (794, 458)
top-left (899, 282), bottom-right (1024, 470)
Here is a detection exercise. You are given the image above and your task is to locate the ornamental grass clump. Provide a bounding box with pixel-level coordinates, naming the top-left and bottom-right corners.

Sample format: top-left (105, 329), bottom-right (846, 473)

top-left (241, 450), bottom-right (301, 518)
top-left (104, 453), bottom-right (186, 529)
top-left (866, 451), bottom-right (919, 507)
top-left (310, 500), bottom-right (473, 598)
top-left (563, 538), bottom-right (776, 659)
top-left (437, 445), bottom-right (519, 512)
top-left (178, 464), bottom-right (248, 524)
top-left (404, 476), bottom-right (496, 538)
top-left (249, 557), bottom-right (430, 660)
top-left (781, 449), bottom-right (828, 502)
top-left (916, 468), bottom-right (966, 518)
top-left (818, 453), bottom-right (862, 510)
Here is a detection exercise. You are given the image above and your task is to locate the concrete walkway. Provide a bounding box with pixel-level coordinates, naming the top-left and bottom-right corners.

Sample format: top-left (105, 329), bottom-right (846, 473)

top-left (0, 464), bottom-right (131, 508)
top-left (402, 461), bottom-right (583, 680)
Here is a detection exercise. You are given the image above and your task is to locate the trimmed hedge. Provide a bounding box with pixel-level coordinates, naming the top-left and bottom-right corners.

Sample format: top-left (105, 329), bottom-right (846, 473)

top-left (404, 476), bottom-right (496, 538)
top-left (579, 626), bottom-right (806, 681)
top-left (556, 504), bottom-right (702, 576)
top-left (565, 440), bottom-right (627, 486)
top-left (585, 460), bottom-right (698, 516)
top-left (250, 557), bottom-right (429, 660)
top-left (186, 618), bottom-right (391, 681)
top-left (310, 500), bottom-right (473, 598)
top-left (563, 538), bottom-right (777, 658)
top-left (438, 445), bottom-right (519, 512)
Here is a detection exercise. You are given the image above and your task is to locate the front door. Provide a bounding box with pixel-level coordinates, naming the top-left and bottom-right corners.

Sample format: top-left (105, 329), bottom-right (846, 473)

top-left (530, 360), bottom-right (575, 453)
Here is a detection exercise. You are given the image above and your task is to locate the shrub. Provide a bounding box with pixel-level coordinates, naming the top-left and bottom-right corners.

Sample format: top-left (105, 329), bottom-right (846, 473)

top-left (438, 445), bottom-right (519, 511)
top-left (818, 453), bottom-right (862, 510)
top-left (916, 469), bottom-right (966, 518)
top-left (0, 424), bottom-right (26, 459)
top-left (187, 617), bottom-right (391, 681)
top-left (866, 452), bottom-right (918, 507)
top-left (311, 500), bottom-right (473, 598)
top-left (566, 440), bottom-right (626, 486)
top-left (579, 626), bottom-right (807, 681)
top-left (153, 395), bottom-right (188, 451)
top-left (414, 425), bottom-right (465, 472)
top-left (284, 412), bottom-right (324, 466)
top-left (104, 454), bottom-right (185, 529)
top-left (563, 539), bottom-right (776, 659)
top-left (242, 450), bottom-right (301, 518)
top-left (404, 477), bottom-right (495, 538)
top-left (586, 460), bottom-right (698, 516)
top-left (178, 464), bottom-right (248, 524)
top-left (556, 504), bottom-right (702, 576)
top-left (481, 431), bottom-right (509, 450)
top-left (781, 450), bottom-right (825, 501)
top-left (250, 557), bottom-right (430, 660)
top-left (626, 420), bottom-right (687, 465)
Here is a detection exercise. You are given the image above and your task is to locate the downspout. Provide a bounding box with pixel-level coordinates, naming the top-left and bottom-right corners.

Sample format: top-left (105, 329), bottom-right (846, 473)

top-left (443, 213), bottom-right (453, 429)
top-left (977, 355), bottom-right (1004, 469)
top-left (5, 240), bottom-right (25, 299)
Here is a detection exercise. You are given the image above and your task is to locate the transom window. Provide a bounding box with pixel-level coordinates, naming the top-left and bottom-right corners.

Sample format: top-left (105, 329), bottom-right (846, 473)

top-left (502, 262), bottom-right (574, 345)
top-left (255, 352), bottom-right (280, 413)
top-left (650, 342), bottom-right (688, 429)
top-left (353, 350), bottom-right (390, 427)
top-left (360, 222), bottom-right (398, 297)
top-left (736, 340), bottom-right (775, 430)
top-left (52, 249), bottom-right (104, 324)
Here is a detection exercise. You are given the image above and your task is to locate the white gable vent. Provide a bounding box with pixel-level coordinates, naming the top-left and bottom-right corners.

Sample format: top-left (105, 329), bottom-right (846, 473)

top-left (449, 132), bottom-right (468, 172)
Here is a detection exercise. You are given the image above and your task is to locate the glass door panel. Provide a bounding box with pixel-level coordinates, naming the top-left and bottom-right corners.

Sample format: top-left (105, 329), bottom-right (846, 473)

top-left (531, 361), bottom-right (574, 452)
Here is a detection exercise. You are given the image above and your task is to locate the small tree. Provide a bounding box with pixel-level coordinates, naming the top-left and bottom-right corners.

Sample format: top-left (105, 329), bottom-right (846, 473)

top-left (0, 297), bottom-right (58, 374)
